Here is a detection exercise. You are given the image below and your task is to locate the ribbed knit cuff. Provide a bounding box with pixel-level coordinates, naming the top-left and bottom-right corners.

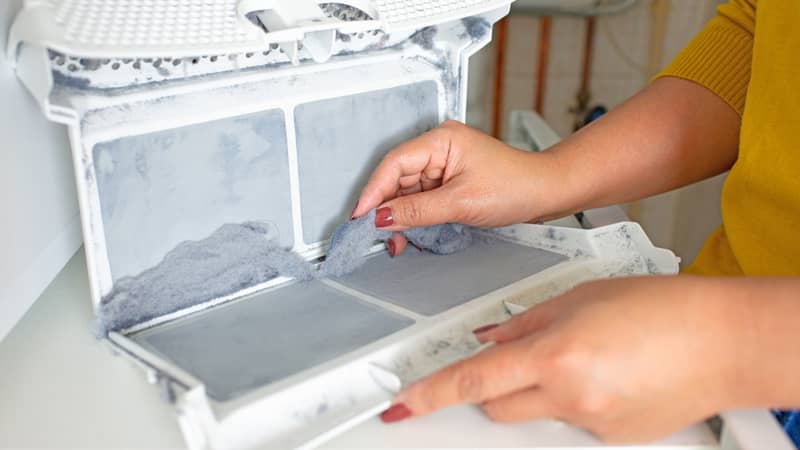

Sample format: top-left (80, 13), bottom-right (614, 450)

top-left (654, 17), bottom-right (753, 116)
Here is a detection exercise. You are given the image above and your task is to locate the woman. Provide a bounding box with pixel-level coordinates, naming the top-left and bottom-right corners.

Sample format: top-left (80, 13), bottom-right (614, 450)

top-left (351, 0), bottom-right (800, 444)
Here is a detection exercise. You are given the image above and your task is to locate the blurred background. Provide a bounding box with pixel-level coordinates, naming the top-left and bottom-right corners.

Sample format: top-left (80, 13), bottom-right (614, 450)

top-left (466, 0), bottom-right (727, 268)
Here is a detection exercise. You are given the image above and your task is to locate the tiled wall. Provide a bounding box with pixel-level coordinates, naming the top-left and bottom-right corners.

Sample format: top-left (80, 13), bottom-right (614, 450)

top-left (467, 0), bottom-right (729, 265)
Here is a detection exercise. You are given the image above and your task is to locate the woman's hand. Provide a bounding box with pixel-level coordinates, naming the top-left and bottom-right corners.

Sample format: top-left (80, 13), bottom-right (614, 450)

top-left (351, 120), bottom-right (563, 255)
top-left (382, 276), bottom-right (752, 443)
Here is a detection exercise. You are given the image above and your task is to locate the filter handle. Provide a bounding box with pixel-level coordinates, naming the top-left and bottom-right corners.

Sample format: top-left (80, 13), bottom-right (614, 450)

top-left (238, 0), bottom-right (373, 64)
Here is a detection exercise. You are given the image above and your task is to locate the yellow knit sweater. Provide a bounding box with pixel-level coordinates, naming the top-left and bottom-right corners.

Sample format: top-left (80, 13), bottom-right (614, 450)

top-left (657, 0), bottom-right (800, 276)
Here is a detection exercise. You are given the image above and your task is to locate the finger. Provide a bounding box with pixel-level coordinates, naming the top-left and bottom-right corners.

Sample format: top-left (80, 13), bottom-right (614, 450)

top-left (477, 302), bottom-right (558, 344)
top-left (386, 233), bottom-right (407, 257)
top-left (376, 184), bottom-right (464, 230)
top-left (353, 128), bottom-right (452, 218)
top-left (394, 336), bottom-right (541, 417)
top-left (481, 387), bottom-right (555, 423)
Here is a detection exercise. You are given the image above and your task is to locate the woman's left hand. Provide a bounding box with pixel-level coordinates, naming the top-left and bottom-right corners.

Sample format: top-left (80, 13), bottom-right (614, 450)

top-left (382, 275), bottom-right (750, 443)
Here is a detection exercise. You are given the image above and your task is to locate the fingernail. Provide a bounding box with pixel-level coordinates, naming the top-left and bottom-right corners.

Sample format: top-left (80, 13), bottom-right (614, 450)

top-left (381, 403), bottom-right (412, 423)
top-left (386, 239), bottom-right (397, 257)
top-left (350, 202), bottom-right (359, 220)
top-left (375, 207), bottom-right (394, 228)
top-left (472, 324), bottom-right (499, 335)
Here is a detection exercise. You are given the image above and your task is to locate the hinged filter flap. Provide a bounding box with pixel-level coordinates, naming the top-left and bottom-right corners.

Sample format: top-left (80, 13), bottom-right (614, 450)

top-left (105, 221), bottom-right (680, 449)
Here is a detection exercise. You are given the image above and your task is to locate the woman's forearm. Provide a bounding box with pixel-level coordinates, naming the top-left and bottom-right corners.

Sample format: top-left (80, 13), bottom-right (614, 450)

top-left (532, 76), bottom-right (741, 221)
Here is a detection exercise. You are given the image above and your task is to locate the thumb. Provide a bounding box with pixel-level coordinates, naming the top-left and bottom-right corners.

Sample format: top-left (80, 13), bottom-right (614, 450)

top-left (377, 187), bottom-right (460, 231)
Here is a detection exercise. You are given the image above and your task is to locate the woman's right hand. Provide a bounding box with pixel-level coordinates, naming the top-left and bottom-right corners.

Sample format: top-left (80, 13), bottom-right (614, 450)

top-left (352, 120), bottom-right (563, 255)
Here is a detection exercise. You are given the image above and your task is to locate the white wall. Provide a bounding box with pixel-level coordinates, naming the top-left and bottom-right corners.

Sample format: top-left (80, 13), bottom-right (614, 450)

top-left (467, 0), bottom-right (727, 266)
top-left (1, 1), bottom-right (82, 342)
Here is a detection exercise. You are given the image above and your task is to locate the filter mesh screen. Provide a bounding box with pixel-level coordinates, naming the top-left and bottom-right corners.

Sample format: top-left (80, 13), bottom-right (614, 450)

top-left (93, 109), bottom-right (293, 282)
top-left (335, 239), bottom-right (568, 315)
top-left (131, 281), bottom-right (413, 402)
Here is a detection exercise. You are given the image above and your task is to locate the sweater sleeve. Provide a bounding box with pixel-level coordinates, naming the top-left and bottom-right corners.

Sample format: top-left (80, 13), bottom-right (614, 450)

top-left (654, 0), bottom-right (756, 116)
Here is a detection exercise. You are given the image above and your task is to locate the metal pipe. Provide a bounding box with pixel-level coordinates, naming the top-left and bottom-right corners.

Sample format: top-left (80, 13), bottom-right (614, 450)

top-left (571, 15), bottom-right (596, 130)
top-left (491, 17), bottom-right (508, 138)
top-left (580, 16), bottom-right (595, 95)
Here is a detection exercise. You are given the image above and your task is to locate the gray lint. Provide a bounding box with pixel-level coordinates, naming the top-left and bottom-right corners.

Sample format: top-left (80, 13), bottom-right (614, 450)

top-left (320, 209), bottom-right (473, 277)
top-left (404, 221), bottom-right (473, 255)
top-left (95, 222), bottom-right (313, 335)
top-left (95, 209), bottom-right (476, 336)
top-left (320, 209), bottom-right (392, 277)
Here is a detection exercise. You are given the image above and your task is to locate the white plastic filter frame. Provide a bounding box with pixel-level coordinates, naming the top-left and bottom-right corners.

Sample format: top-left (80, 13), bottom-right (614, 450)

top-left (74, 86), bottom-right (689, 446)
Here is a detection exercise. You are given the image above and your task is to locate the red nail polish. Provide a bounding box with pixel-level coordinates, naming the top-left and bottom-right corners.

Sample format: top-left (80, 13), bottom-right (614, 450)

top-left (381, 403), bottom-right (412, 423)
top-left (375, 207), bottom-right (394, 228)
top-left (472, 324), bottom-right (499, 335)
top-left (386, 239), bottom-right (397, 257)
top-left (350, 202), bottom-right (359, 220)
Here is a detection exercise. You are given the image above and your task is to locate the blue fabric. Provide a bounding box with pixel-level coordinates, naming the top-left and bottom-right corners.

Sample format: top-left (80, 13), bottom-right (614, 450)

top-left (774, 410), bottom-right (800, 448)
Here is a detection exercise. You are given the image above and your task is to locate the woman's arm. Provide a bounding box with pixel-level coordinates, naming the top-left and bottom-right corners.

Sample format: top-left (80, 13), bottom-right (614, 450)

top-left (538, 76), bottom-right (740, 221)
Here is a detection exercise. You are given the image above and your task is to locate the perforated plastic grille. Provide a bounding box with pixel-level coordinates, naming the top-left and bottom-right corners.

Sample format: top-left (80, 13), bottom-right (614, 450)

top-left (374, 0), bottom-right (493, 23)
top-left (33, 0), bottom-right (506, 54)
top-left (50, 0), bottom-right (257, 47)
